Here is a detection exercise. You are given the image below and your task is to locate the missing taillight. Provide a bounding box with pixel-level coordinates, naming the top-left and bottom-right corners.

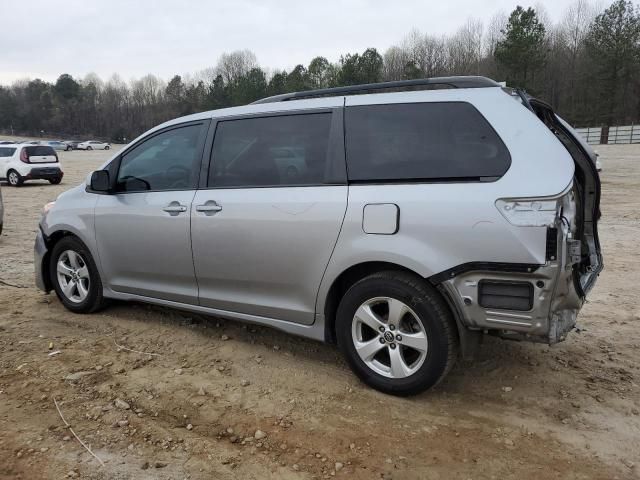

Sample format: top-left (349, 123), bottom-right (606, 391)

top-left (495, 185), bottom-right (573, 227)
top-left (495, 197), bottom-right (559, 227)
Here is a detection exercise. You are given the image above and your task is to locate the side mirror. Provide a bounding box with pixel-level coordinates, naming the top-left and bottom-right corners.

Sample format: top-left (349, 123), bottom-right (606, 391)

top-left (90, 170), bottom-right (110, 192)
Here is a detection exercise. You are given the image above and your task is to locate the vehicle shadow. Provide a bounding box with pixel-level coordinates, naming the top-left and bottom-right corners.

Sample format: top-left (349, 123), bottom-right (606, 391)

top-left (101, 298), bottom-right (567, 399)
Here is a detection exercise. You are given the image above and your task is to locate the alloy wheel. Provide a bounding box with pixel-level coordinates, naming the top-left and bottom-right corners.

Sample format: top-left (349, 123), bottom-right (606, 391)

top-left (351, 297), bottom-right (428, 378)
top-left (56, 250), bottom-right (90, 303)
top-left (8, 171), bottom-right (19, 185)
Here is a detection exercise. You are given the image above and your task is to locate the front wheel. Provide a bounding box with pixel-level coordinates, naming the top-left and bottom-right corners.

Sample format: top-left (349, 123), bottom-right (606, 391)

top-left (86, 146), bottom-right (93, 150)
top-left (104, 145), bottom-right (110, 150)
top-left (49, 177), bottom-right (62, 185)
top-left (336, 271), bottom-right (458, 396)
top-left (50, 236), bottom-right (106, 313)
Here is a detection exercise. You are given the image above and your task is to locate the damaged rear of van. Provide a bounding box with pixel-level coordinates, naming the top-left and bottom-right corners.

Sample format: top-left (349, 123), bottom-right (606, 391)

top-left (436, 88), bottom-right (603, 347)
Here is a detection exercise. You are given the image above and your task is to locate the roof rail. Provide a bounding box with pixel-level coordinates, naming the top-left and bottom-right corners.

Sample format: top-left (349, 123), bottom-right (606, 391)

top-left (251, 76), bottom-right (500, 105)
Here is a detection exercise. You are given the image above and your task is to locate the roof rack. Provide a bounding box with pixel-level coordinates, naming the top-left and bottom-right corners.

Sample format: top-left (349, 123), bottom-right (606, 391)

top-left (251, 76), bottom-right (500, 104)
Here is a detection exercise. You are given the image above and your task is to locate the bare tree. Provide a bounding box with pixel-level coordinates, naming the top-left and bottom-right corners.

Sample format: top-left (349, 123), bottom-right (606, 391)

top-left (423, 35), bottom-right (448, 76)
top-left (534, 2), bottom-right (553, 29)
top-left (561, 0), bottom-right (597, 59)
top-left (215, 50), bottom-right (258, 85)
top-left (447, 18), bottom-right (484, 75)
top-left (383, 45), bottom-right (410, 80)
top-left (485, 12), bottom-right (508, 57)
top-left (402, 29), bottom-right (428, 73)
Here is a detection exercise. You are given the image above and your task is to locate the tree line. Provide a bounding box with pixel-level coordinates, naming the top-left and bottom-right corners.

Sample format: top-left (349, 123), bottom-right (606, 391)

top-left (0, 0), bottom-right (638, 142)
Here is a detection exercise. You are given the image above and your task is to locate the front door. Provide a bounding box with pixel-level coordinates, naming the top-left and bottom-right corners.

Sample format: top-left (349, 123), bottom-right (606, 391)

top-left (95, 121), bottom-right (209, 304)
top-left (191, 109), bottom-right (347, 324)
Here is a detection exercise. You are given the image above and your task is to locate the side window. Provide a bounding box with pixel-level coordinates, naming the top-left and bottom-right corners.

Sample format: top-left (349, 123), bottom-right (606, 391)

top-left (116, 123), bottom-right (205, 192)
top-left (345, 102), bottom-right (511, 182)
top-left (0, 147), bottom-right (16, 157)
top-left (209, 113), bottom-right (332, 188)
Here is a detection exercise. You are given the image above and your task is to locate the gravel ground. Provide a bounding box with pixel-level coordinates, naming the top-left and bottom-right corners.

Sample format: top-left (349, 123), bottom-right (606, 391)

top-left (0, 143), bottom-right (638, 479)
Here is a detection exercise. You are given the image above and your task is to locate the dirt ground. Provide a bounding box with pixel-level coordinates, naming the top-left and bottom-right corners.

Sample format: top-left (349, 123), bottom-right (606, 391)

top-left (0, 142), bottom-right (639, 480)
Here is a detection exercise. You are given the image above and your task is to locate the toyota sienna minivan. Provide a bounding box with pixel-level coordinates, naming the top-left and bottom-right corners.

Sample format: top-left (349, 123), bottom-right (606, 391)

top-left (35, 76), bottom-right (602, 395)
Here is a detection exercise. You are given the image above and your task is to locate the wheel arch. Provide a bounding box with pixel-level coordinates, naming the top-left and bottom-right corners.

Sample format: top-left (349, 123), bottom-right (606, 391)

top-left (322, 261), bottom-right (461, 345)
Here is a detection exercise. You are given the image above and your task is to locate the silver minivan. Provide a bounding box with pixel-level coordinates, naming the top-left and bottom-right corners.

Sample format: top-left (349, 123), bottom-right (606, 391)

top-left (35, 77), bottom-right (602, 395)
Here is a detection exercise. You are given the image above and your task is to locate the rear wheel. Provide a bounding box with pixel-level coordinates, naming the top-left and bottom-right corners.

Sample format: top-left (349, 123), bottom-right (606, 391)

top-left (7, 170), bottom-right (23, 187)
top-left (336, 271), bottom-right (458, 396)
top-left (50, 236), bottom-right (106, 313)
top-left (49, 177), bottom-right (62, 185)
top-left (105, 145), bottom-right (110, 150)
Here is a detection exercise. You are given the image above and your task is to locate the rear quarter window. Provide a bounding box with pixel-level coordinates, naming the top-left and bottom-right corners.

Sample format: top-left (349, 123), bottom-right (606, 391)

top-left (0, 147), bottom-right (16, 157)
top-left (25, 146), bottom-right (56, 156)
top-left (345, 102), bottom-right (510, 182)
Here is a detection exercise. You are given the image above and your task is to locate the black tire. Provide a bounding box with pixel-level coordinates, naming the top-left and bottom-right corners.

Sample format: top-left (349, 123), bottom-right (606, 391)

top-left (336, 271), bottom-right (458, 396)
top-left (49, 177), bottom-right (62, 185)
top-left (86, 146), bottom-right (93, 150)
top-left (49, 236), bottom-right (106, 314)
top-left (7, 169), bottom-right (23, 187)
top-left (66, 146), bottom-right (72, 151)
top-left (105, 145), bottom-right (110, 150)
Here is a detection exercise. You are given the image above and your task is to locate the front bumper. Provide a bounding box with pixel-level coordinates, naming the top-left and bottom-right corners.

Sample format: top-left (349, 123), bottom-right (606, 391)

top-left (34, 229), bottom-right (49, 292)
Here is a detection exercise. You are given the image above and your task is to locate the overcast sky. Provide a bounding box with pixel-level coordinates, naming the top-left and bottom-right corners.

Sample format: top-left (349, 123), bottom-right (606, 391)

top-left (2, 0), bottom-right (582, 85)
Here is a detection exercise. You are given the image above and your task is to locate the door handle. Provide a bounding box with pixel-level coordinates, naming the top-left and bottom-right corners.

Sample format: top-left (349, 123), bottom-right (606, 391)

top-left (196, 201), bottom-right (222, 215)
top-left (162, 203), bottom-right (187, 215)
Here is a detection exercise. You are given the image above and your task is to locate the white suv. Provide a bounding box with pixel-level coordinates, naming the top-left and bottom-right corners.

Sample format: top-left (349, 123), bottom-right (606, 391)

top-left (0, 144), bottom-right (63, 186)
top-left (35, 77), bottom-right (602, 395)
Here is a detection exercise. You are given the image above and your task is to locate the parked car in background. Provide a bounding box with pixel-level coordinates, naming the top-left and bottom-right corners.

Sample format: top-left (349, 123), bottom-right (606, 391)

top-left (63, 141), bottom-right (81, 151)
top-left (0, 144), bottom-right (63, 186)
top-left (0, 141), bottom-right (16, 145)
top-left (44, 141), bottom-right (67, 151)
top-left (77, 140), bottom-right (110, 150)
top-left (35, 76), bottom-right (602, 395)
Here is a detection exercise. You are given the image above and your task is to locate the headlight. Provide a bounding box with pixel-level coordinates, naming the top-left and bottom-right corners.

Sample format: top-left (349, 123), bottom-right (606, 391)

top-left (43, 201), bottom-right (56, 215)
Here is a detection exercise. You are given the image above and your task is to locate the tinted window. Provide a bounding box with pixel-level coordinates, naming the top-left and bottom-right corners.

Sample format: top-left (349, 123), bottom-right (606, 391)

top-left (25, 146), bottom-right (56, 156)
top-left (0, 147), bottom-right (16, 157)
top-left (116, 123), bottom-right (205, 192)
top-left (345, 102), bottom-right (510, 182)
top-left (209, 113), bottom-right (332, 187)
